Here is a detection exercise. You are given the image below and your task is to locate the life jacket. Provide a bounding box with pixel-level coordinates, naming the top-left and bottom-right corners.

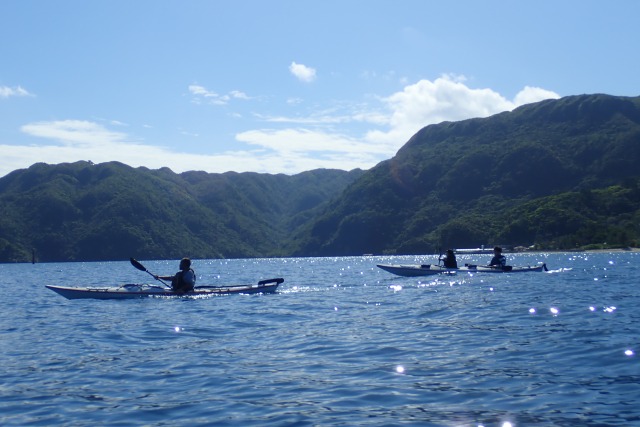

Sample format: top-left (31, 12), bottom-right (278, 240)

top-left (172, 268), bottom-right (196, 292)
top-left (490, 255), bottom-right (506, 267)
top-left (443, 257), bottom-right (458, 268)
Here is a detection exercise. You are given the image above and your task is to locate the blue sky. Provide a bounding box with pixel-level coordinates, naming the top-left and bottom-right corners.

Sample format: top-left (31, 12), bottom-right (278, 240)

top-left (1, 1), bottom-right (638, 178)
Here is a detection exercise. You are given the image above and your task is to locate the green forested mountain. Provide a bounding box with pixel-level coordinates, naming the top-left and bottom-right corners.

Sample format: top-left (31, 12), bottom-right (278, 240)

top-left (289, 94), bottom-right (640, 255)
top-left (0, 162), bottom-right (363, 262)
top-left (1, 93), bottom-right (639, 262)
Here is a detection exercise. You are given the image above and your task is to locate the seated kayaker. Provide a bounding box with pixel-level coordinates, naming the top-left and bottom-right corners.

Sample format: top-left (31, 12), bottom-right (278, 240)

top-left (154, 257), bottom-right (196, 294)
top-left (488, 246), bottom-right (507, 268)
top-left (440, 249), bottom-right (458, 268)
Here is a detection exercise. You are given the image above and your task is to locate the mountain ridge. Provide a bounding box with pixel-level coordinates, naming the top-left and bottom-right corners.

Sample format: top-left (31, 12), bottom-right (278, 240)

top-left (1, 93), bottom-right (639, 262)
top-left (288, 94), bottom-right (640, 256)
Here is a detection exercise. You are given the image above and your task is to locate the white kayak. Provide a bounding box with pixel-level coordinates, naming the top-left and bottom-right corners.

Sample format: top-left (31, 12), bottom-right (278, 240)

top-left (46, 278), bottom-right (284, 300)
top-left (376, 263), bottom-right (547, 277)
top-left (376, 264), bottom-right (457, 277)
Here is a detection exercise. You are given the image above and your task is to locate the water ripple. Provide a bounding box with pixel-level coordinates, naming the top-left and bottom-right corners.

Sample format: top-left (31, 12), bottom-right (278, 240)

top-left (1, 252), bottom-right (639, 426)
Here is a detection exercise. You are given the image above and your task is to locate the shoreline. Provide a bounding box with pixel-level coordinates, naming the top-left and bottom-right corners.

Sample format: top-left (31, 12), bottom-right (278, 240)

top-left (575, 247), bottom-right (640, 253)
top-left (503, 247), bottom-right (640, 254)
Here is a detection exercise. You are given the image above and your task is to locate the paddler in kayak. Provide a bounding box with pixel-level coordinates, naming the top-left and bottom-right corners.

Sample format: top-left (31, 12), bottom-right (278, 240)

top-left (439, 249), bottom-right (458, 268)
top-left (488, 246), bottom-right (507, 268)
top-left (154, 257), bottom-right (196, 294)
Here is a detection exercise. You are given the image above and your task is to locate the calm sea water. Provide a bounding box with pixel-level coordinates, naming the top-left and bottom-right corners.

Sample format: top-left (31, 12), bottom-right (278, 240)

top-left (1, 252), bottom-right (639, 426)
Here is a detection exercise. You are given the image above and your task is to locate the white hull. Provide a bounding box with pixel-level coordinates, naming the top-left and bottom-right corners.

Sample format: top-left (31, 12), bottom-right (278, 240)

top-left (46, 278), bottom-right (284, 300)
top-left (376, 263), bottom-right (547, 277)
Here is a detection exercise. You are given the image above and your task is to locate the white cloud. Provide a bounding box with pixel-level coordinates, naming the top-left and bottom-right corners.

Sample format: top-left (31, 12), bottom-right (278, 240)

top-left (21, 120), bottom-right (129, 147)
top-left (189, 84), bottom-right (218, 97)
top-left (245, 75), bottom-right (559, 163)
top-left (227, 75), bottom-right (560, 171)
top-left (1, 77), bottom-right (561, 178)
top-left (365, 75), bottom-right (560, 146)
top-left (514, 86), bottom-right (561, 106)
top-left (189, 85), bottom-right (251, 105)
top-left (0, 85), bottom-right (33, 98)
top-left (236, 128), bottom-right (388, 155)
top-left (254, 112), bottom-right (349, 125)
top-left (230, 90), bottom-right (249, 100)
top-left (235, 128), bottom-right (383, 172)
top-left (289, 62), bottom-right (317, 83)
top-left (2, 121), bottom-right (147, 176)
top-left (4, 119), bottom-right (372, 178)
top-left (287, 97), bottom-right (303, 105)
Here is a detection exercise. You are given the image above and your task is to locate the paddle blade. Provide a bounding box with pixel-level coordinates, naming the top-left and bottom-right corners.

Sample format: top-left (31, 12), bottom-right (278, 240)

top-left (130, 257), bottom-right (147, 272)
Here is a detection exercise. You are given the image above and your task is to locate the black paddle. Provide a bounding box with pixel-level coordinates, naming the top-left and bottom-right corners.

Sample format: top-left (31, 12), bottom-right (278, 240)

top-left (130, 257), bottom-right (170, 287)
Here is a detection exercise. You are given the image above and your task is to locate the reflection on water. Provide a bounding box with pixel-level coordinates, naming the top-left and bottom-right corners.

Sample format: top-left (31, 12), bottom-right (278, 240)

top-left (1, 252), bottom-right (639, 426)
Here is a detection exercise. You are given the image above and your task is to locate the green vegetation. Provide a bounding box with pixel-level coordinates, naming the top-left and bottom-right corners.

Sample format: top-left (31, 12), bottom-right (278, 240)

top-left (287, 94), bottom-right (640, 255)
top-left (0, 162), bottom-right (363, 262)
top-left (1, 94), bottom-right (639, 262)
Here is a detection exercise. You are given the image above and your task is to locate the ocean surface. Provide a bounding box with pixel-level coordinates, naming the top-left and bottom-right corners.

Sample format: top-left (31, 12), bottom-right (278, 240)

top-left (1, 252), bottom-right (639, 426)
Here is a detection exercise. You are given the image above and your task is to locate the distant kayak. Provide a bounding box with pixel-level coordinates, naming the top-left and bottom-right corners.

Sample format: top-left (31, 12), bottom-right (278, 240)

top-left (468, 264), bottom-right (548, 273)
top-left (46, 278), bottom-right (284, 300)
top-left (376, 264), bottom-right (455, 277)
top-left (376, 263), bottom-right (547, 277)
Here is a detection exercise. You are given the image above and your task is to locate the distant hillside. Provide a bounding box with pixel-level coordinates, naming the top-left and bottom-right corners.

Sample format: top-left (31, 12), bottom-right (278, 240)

top-left (289, 94), bottom-right (640, 255)
top-left (2, 94), bottom-right (639, 262)
top-left (0, 162), bottom-right (363, 262)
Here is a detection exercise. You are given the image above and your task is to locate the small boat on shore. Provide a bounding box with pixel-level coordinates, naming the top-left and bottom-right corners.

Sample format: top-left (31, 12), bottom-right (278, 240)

top-left (376, 263), bottom-right (547, 277)
top-left (46, 278), bottom-right (284, 300)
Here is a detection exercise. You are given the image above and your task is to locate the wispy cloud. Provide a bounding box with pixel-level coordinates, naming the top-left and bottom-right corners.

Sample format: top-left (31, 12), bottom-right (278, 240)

top-left (238, 75), bottom-right (560, 170)
top-left (189, 84), bottom-right (251, 105)
top-left (21, 120), bottom-right (129, 147)
top-left (254, 112), bottom-right (351, 125)
top-left (0, 85), bottom-right (33, 98)
top-left (289, 62), bottom-right (317, 83)
top-left (286, 97), bottom-right (303, 105)
top-left (236, 128), bottom-right (388, 155)
top-left (229, 90), bottom-right (250, 100)
top-left (2, 77), bottom-right (560, 178)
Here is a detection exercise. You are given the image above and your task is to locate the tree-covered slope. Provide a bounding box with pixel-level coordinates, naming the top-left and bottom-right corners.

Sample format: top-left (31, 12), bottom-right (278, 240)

top-left (290, 94), bottom-right (640, 255)
top-left (2, 94), bottom-right (639, 262)
top-left (0, 162), bottom-right (363, 262)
